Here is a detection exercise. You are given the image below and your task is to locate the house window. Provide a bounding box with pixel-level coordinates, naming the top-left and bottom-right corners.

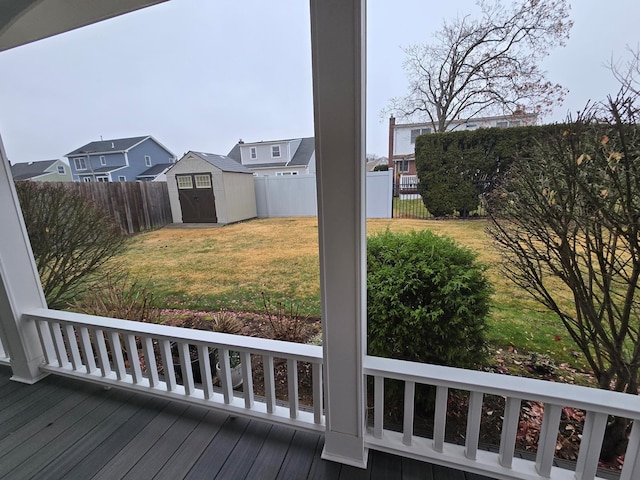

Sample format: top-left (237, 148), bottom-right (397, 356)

top-left (57, 166), bottom-right (65, 175)
top-left (410, 128), bottom-right (431, 144)
top-left (250, 147), bottom-right (257, 159)
top-left (275, 171), bottom-right (299, 176)
top-left (118, 176), bottom-right (126, 182)
top-left (177, 176), bottom-right (193, 189)
top-left (74, 157), bottom-right (87, 170)
top-left (509, 120), bottom-right (521, 127)
top-left (271, 145), bottom-right (281, 158)
top-left (82, 177), bottom-right (92, 182)
top-left (496, 121), bottom-right (509, 128)
top-left (145, 155), bottom-right (152, 167)
top-left (100, 156), bottom-right (106, 166)
top-left (396, 160), bottom-right (410, 173)
top-left (466, 123), bottom-right (477, 129)
top-left (96, 176), bottom-right (108, 182)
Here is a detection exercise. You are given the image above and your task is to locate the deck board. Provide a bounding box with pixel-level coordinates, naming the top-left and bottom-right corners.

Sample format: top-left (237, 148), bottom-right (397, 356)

top-left (152, 409), bottom-right (228, 480)
top-left (60, 396), bottom-right (168, 480)
top-left (245, 423), bottom-right (295, 480)
top-left (0, 366), bottom-right (502, 479)
top-left (35, 393), bottom-right (154, 480)
top-left (183, 415), bottom-right (250, 479)
top-left (214, 418), bottom-right (272, 479)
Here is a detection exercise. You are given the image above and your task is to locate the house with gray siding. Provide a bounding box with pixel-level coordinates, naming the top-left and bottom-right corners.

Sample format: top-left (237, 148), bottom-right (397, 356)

top-left (227, 137), bottom-right (315, 176)
top-left (65, 136), bottom-right (176, 182)
top-left (10, 159), bottom-right (72, 182)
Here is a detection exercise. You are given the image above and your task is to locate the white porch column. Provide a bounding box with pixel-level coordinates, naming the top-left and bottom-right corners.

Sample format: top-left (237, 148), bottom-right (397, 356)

top-left (310, 0), bottom-right (368, 468)
top-left (0, 135), bottom-right (48, 383)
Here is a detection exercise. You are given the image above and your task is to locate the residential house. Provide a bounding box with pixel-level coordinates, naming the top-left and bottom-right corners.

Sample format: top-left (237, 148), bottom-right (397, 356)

top-left (65, 136), bottom-right (176, 182)
top-left (9, 159), bottom-right (72, 182)
top-left (227, 137), bottom-right (315, 176)
top-left (1, 2), bottom-right (639, 479)
top-left (388, 112), bottom-right (537, 178)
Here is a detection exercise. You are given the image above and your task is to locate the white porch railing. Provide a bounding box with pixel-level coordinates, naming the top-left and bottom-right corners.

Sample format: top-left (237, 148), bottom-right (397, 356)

top-left (12, 308), bottom-right (640, 478)
top-left (365, 355), bottom-right (638, 480)
top-left (24, 308), bottom-right (324, 433)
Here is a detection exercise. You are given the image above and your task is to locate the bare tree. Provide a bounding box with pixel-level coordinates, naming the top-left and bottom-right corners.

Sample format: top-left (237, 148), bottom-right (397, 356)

top-left (387, 0), bottom-right (572, 131)
top-left (487, 92), bottom-right (640, 461)
top-left (609, 44), bottom-right (640, 97)
top-left (15, 181), bottom-right (126, 310)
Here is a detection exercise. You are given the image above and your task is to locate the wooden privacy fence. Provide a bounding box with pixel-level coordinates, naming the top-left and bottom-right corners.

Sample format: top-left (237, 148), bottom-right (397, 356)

top-left (58, 182), bottom-right (172, 235)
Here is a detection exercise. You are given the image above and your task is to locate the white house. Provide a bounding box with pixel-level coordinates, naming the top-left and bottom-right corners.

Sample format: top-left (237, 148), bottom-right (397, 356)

top-left (227, 137), bottom-right (316, 176)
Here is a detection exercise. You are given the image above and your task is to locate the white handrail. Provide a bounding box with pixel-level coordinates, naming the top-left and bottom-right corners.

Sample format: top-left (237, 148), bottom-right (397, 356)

top-left (24, 307), bottom-right (324, 433)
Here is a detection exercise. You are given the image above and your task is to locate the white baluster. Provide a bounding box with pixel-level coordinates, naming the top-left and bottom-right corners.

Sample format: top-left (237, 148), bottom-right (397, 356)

top-left (403, 381), bottom-right (415, 446)
top-left (374, 376), bottom-right (384, 439)
top-left (575, 411), bottom-right (608, 480)
top-left (312, 363), bottom-right (323, 424)
top-left (63, 324), bottom-right (82, 371)
top-left (177, 342), bottom-right (195, 396)
top-left (465, 391), bottom-right (484, 460)
top-left (50, 322), bottom-right (69, 368)
top-left (198, 345), bottom-right (213, 399)
top-left (433, 386), bottom-right (448, 453)
top-left (499, 397), bottom-right (521, 468)
top-left (241, 352), bottom-right (254, 409)
top-left (159, 340), bottom-right (176, 391)
top-left (287, 358), bottom-right (299, 419)
top-left (142, 336), bottom-right (159, 388)
top-left (108, 332), bottom-right (126, 380)
top-left (535, 403), bottom-right (562, 477)
top-left (78, 327), bottom-right (97, 374)
top-left (94, 329), bottom-right (111, 377)
top-left (36, 320), bottom-right (55, 365)
top-left (124, 334), bottom-right (143, 384)
top-left (219, 348), bottom-right (233, 404)
top-left (264, 355), bottom-right (276, 414)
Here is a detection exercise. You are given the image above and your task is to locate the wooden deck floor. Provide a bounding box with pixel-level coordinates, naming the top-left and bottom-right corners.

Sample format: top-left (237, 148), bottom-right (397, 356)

top-left (0, 365), bottom-right (495, 480)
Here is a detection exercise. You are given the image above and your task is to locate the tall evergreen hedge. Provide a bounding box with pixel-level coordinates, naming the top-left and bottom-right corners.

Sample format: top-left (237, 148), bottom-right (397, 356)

top-left (415, 124), bottom-right (564, 217)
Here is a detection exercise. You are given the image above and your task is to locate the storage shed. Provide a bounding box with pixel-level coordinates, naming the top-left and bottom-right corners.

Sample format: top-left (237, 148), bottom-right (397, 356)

top-left (166, 151), bottom-right (257, 224)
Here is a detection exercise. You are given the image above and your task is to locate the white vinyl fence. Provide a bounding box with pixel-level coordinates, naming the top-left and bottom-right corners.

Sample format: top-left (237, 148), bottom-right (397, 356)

top-left (254, 171), bottom-right (393, 218)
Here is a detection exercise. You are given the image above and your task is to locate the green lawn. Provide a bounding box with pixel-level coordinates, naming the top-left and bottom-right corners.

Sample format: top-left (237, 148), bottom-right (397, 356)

top-left (118, 217), bottom-right (586, 369)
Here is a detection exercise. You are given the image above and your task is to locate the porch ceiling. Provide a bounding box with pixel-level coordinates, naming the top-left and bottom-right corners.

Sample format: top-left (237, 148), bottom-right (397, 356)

top-left (0, 0), bottom-right (168, 52)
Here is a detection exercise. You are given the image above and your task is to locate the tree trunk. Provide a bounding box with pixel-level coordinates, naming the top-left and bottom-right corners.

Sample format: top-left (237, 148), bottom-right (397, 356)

top-left (600, 416), bottom-right (630, 463)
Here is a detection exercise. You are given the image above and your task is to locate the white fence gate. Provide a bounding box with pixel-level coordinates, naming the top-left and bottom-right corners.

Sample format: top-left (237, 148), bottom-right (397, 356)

top-left (254, 171), bottom-right (392, 218)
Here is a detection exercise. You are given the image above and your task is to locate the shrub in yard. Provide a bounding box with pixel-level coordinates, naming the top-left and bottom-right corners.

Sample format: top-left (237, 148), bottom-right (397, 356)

top-left (367, 230), bottom-right (491, 368)
top-left (73, 274), bottom-right (159, 323)
top-left (261, 292), bottom-right (311, 343)
top-left (15, 181), bottom-right (126, 309)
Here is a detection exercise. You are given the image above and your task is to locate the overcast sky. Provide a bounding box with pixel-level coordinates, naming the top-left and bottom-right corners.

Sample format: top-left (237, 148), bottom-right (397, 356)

top-left (1, 0), bottom-right (639, 163)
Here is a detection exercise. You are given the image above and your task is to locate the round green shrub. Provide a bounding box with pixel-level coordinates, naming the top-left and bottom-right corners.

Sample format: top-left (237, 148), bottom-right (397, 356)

top-left (367, 229), bottom-right (491, 369)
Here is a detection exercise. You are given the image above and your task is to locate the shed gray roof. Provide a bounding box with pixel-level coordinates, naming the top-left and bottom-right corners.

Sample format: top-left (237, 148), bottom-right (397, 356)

top-left (137, 163), bottom-right (173, 177)
top-left (190, 152), bottom-right (254, 173)
top-left (66, 136), bottom-right (149, 156)
top-left (10, 159), bottom-right (58, 180)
